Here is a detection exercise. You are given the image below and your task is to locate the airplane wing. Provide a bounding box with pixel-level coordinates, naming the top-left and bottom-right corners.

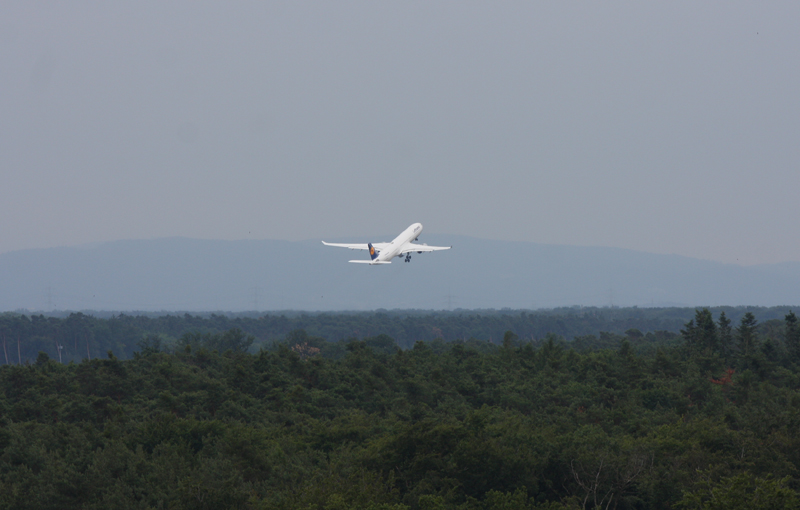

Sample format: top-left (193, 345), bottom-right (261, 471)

top-left (400, 243), bottom-right (452, 254)
top-left (321, 241), bottom-right (390, 251)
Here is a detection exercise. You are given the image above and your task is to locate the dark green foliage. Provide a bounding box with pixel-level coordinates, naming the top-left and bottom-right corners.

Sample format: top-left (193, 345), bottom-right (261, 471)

top-left (3, 307), bottom-right (798, 365)
top-left (177, 328), bottom-right (254, 354)
top-left (1, 316), bottom-right (800, 509)
top-left (2, 308), bottom-right (800, 508)
top-left (736, 312), bottom-right (758, 358)
top-left (682, 308), bottom-right (718, 354)
top-left (718, 312), bottom-right (733, 358)
top-left (786, 311), bottom-right (800, 363)
top-left (677, 472), bottom-right (799, 510)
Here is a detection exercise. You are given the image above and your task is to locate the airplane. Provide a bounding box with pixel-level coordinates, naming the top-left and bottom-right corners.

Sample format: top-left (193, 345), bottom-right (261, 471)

top-left (322, 223), bottom-right (451, 264)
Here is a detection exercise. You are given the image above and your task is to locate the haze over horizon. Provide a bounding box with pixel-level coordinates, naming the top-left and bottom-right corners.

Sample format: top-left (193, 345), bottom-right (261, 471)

top-left (3, 2), bottom-right (799, 265)
top-left (4, 236), bottom-right (800, 312)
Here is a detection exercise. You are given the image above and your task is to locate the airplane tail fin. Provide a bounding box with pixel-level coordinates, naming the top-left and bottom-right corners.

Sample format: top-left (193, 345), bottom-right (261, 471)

top-left (368, 243), bottom-right (379, 261)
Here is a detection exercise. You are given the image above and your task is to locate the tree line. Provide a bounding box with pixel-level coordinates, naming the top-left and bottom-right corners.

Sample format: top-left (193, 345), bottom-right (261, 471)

top-left (1, 308), bottom-right (800, 508)
top-left (1, 306), bottom-right (795, 364)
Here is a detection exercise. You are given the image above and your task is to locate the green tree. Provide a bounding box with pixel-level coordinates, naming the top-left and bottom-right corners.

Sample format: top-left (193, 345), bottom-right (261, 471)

top-left (677, 472), bottom-right (799, 510)
top-left (503, 330), bottom-right (519, 349)
top-left (717, 312), bottom-right (733, 359)
top-left (211, 328), bottom-right (254, 353)
top-left (737, 312), bottom-right (758, 358)
top-left (681, 309), bottom-right (718, 354)
top-left (785, 311), bottom-right (800, 363)
top-left (0, 316), bottom-right (10, 365)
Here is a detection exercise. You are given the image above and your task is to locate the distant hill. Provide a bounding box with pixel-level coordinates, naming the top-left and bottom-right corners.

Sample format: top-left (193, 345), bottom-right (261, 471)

top-left (1, 235), bottom-right (799, 311)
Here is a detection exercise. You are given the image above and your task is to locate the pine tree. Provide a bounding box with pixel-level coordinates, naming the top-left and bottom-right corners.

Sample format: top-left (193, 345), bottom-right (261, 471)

top-left (785, 311), bottom-right (800, 362)
top-left (718, 311), bottom-right (733, 358)
top-left (681, 308), bottom-right (717, 353)
top-left (737, 312), bottom-right (758, 357)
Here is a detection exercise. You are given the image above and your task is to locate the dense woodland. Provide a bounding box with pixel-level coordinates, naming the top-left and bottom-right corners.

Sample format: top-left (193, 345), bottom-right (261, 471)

top-left (0, 307), bottom-right (795, 364)
top-left (1, 308), bottom-right (800, 508)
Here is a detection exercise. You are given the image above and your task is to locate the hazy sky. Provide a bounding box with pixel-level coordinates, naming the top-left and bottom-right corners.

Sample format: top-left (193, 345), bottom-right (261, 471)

top-left (3, 2), bottom-right (799, 265)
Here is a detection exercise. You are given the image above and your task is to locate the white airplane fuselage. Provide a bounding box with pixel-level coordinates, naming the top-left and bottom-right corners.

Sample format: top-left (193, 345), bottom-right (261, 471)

top-left (374, 222), bottom-right (423, 262)
top-left (321, 222), bottom-right (450, 264)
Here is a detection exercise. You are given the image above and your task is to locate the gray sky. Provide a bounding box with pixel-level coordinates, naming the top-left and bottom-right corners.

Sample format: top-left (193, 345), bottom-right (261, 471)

top-left (2, 1), bottom-right (799, 265)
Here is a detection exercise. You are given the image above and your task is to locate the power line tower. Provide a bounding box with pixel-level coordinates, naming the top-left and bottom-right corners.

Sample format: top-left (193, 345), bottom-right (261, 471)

top-left (444, 288), bottom-right (456, 310)
top-left (250, 286), bottom-right (260, 311)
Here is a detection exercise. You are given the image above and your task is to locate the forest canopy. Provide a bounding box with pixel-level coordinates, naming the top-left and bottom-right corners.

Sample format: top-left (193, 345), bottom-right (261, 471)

top-left (1, 307), bottom-right (799, 509)
top-left (0, 306), bottom-right (794, 364)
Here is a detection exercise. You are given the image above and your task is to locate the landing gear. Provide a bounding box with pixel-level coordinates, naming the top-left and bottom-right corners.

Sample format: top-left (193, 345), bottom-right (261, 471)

top-left (404, 254), bottom-right (411, 263)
